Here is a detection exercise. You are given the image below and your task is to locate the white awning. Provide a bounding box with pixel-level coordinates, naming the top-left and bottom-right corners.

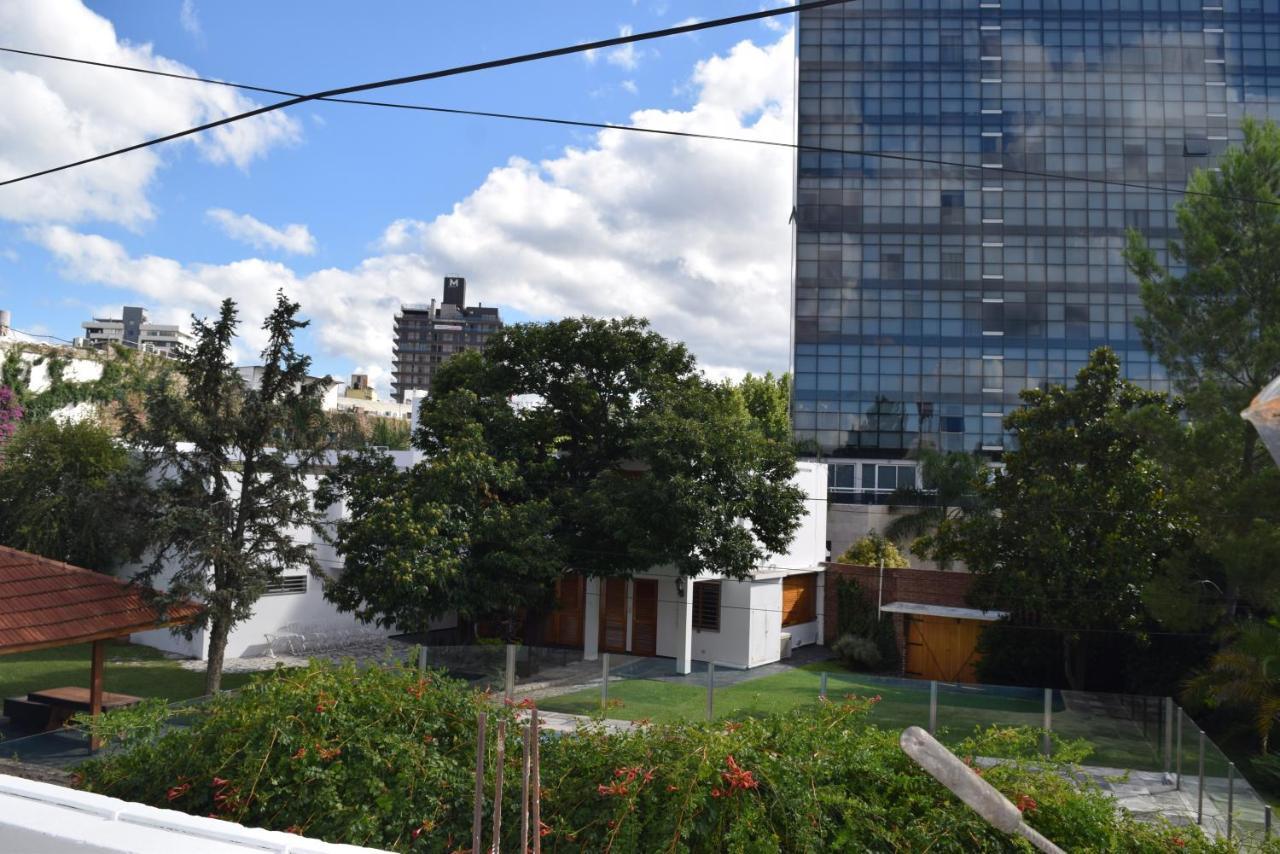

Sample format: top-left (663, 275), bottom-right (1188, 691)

top-left (880, 601), bottom-right (1007, 622)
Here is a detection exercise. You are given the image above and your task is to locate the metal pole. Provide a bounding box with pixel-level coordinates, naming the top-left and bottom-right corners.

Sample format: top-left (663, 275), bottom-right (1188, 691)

top-left (520, 723), bottom-right (531, 854)
top-left (1266, 804), bottom-right (1272, 841)
top-left (1197, 730), bottom-right (1205, 825)
top-left (418, 645), bottom-right (428, 671)
top-left (473, 712), bottom-right (487, 854)
top-left (505, 644), bottom-right (517, 702)
top-left (929, 681), bottom-right (938, 734)
top-left (820, 671), bottom-right (828, 700)
top-left (601, 652), bottom-right (610, 711)
top-left (492, 719), bottom-right (505, 853)
top-left (1176, 709), bottom-right (1183, 791)
top-left (706, 662), bottom-right (716, 721)
top-left (1163, 697), bottom-right (1173, 777)
top-left (1042, 688), bottom-right (1052, 758)
top-left (531, 709), bottom-right (542, 854)
top-left (1227, 762), bottom-right (1235, 841)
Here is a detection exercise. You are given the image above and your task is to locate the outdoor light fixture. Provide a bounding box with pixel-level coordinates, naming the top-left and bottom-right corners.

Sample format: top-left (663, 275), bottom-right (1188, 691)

top-left (675, 577), bottom-right (687, 599)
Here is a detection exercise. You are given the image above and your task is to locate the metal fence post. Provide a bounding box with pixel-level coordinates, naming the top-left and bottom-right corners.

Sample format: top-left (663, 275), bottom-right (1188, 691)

top-left (1266, 804), bottom-right (1273, 841)
top-left (1163, 697), bottom-right (1173, 777)
top-left (820, 671), bottom-right (828, 700)
top-left (418, 645), bottom-right (428, 671)
top-left (600, 652), bottom-right (610, 711)
top-left (706, 662), bottom-right (715, 721)
top-left (929, 681), bottom-right (938, 735)
top-left (1042, 688), bottom-right (1052, 758)
top-left (1227, 762), bottom-right (1235, 841)
top-left (1197, 730), bottom-right (1206, 825)
top-left (472, 712), bottom-right (487, 854)
top-left (505, 644), bottom-right (516, 702)
top-left (1175, 709), bottom-right (1183, 791)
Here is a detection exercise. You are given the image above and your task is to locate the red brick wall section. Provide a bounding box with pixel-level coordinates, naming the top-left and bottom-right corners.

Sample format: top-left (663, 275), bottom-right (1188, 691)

top-left (822, 562), bottom-right (974, 645)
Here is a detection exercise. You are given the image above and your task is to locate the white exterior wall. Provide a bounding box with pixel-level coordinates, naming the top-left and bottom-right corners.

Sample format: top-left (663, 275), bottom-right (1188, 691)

top-left (130, 458), bottom-right (422, 661)
top-left (0, 774), bottom-right (386, 854)
top-left (768, 461), bottom-right (829, 568)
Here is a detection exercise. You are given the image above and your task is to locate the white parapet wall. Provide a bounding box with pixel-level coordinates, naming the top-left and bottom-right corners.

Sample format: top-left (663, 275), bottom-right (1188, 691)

top-left (0, 774), bottom-right (389, 854)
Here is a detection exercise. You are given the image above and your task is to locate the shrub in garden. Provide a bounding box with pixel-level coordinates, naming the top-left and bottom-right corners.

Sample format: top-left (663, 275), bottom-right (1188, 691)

top-left (77, 660), bottom-right (1249, 853)
top-left (78, 659), bottom-right (515, 851)
top-left (831, 632), bottom-right (883, 670)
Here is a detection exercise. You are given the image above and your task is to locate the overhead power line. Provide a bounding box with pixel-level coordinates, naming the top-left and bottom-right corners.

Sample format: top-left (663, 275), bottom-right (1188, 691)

top-left (0, 0), bottom-right (855, 189)
top-left (3, 44), bottom-right (1276, 209)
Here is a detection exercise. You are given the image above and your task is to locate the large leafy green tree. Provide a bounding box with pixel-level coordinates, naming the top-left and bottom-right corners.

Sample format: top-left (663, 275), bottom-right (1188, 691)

top-left (125, 293), bottom-right (329, 693)
top-left (731, 371), bottom-right (791, 444)
top-left (320, 317), bottom-right (805, 636)
top-left (1125, 117), bottom-right (1280, 615)
top-left (0, 418), bottom-right (147, 571)
top-left (933, 348), bottom-right (1193, 690)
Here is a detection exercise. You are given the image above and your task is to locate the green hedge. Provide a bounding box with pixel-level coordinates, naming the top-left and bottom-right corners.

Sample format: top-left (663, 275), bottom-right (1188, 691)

top-left (77, 659), bottom-right (1249, 852)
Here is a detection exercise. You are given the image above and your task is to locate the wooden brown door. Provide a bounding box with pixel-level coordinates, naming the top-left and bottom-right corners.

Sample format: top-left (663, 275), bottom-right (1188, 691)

top-left (600, 578), bottom-right (628, 653)
top-left (904, 615), bottom-right (984, 683)
top-left (545, 575), bottom-right (585, 648)
top-left (631, 579), bottom-right (658, 656)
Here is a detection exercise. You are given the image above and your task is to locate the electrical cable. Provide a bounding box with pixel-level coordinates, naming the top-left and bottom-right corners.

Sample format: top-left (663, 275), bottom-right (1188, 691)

top-left (3, 44), bottom-right (1278, 208)
top-left (0, 0), bottom-right (856, 189)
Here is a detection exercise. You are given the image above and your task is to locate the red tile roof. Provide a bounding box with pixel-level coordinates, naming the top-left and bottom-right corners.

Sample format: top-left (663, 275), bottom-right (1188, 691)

top-left (0, 546), bottom-right (201, 654)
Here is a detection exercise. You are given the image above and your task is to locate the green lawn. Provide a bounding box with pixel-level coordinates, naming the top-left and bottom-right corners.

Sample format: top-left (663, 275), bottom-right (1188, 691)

top-left (0, 640), bottom-right (254, 703)
top-left (539, 662), bottom-right (1163, 771)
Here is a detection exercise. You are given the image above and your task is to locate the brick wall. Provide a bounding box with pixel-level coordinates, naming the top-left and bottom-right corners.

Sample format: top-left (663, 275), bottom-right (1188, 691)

top-left (823, 562), bottom-right (974, 672)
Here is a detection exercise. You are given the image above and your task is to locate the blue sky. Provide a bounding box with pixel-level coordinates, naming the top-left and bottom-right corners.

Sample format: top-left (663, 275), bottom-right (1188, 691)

top-left (0, 1), bottom-right (797, 392)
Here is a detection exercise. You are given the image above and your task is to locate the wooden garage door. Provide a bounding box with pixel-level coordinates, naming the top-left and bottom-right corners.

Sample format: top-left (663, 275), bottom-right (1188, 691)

top-left (545, 575), bottom-right (585, 648)
top-left (782, 574), bottom-right (817, 627)
top-left (631, 579), bottom-right (658, 656)
top-left (600, 578), bottom-right (628, 653)
top-left (904, 615), bottom-right (984, 683)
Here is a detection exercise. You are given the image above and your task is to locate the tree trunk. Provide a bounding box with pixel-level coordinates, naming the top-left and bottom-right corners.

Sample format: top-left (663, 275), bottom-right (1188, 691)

top-left (205, 612), bottom-right (231, 695)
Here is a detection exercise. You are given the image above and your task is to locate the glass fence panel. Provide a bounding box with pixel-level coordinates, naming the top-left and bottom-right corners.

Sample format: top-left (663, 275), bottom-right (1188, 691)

top-left (1051, 691), bottom-right (1164, 772)
top-left (417, 644), bottom-right (508, 691)
top-left (534, 651), bottom-right (695, 722)
top-left (823, 671), bottom-right (931, 731)
top-left (933, 681), bottom-right (1045, 750)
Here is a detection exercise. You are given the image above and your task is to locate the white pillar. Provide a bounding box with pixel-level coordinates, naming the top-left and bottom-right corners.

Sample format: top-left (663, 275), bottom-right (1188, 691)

top-left (583, 577), bottom-right (601, 661)
top-left (676, 579), bottom-right (694, 675)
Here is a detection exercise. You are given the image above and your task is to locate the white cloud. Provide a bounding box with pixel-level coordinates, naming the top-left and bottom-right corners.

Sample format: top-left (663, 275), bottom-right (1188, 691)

top-left (607, 25), bottom-right (642, 70)
top-left (1, 248), bottom-right (18, 262)
top-left (179, 0), bottom-right (201, 36)
top-left (621, 79), bottom-right (638, 95)
top-left (586, 25), bottom-right (645, 71)
top-left (207, 208), bottom-right (316, 255)
top-left (32, 30), bottom-right (797, 387)
top-left (0, 0), bottom-right (299, 227)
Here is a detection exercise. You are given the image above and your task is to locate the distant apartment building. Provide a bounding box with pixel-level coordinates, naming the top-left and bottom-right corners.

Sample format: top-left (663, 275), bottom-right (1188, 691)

top-left (391, 277), bottom-right (502, 403)
top-left (332, 373), bottom-right (412, 420)
top-left (80, 306), bottom-right (192, 357)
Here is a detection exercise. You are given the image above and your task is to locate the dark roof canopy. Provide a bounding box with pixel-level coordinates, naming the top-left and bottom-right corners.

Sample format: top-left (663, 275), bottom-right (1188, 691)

top-left (0, 546), bottom-right (200, 654)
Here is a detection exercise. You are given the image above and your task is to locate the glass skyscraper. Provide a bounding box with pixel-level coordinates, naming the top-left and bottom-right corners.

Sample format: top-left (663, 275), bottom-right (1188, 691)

top-left (791, 0), bottom-right (1280, 482)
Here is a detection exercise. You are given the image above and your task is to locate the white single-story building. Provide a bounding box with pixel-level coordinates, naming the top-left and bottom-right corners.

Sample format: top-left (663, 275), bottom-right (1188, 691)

top-left (545, 461), bottom-right (828, 673)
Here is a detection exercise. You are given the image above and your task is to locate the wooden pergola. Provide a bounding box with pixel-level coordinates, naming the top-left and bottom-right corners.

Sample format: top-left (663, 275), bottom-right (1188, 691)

top-left (0, 545), bottom-right (200, 745)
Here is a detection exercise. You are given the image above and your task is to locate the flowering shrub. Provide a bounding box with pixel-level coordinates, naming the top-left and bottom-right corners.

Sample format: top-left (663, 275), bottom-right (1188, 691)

top-left (0, 385), bottom-right (22, 448)
top-left (78, 661), bottom-right (1251, 853)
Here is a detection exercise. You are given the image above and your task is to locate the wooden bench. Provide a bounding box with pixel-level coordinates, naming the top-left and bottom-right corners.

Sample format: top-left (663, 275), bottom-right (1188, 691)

top-left (20, 687), bottom-right (143, 731)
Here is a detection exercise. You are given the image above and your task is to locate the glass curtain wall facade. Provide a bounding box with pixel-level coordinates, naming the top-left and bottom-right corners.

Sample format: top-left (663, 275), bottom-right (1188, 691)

top-left (792, 0), bottom-right (1280, 459)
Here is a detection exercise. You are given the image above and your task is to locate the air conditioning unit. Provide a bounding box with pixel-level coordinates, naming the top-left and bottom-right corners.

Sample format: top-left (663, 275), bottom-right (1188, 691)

top-left (779, 632), bottom-right (793, 660)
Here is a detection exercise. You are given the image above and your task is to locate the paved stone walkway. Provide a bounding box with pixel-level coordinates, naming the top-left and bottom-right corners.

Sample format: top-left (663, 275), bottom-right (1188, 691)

top-left (175, 636), bottom-right (415, 674)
